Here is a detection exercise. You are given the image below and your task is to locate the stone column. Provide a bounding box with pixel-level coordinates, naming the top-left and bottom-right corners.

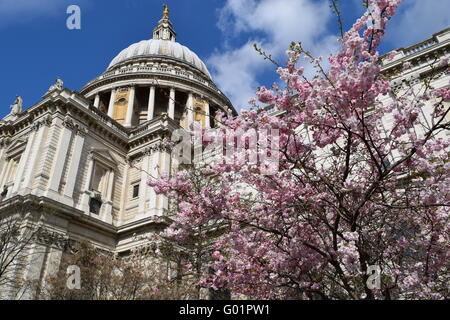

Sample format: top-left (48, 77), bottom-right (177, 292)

top-left (125, 86), bottom-right (136, 127)
top-left (63, 129), bottom-right (86, 200)
top-left (47, 119), bottom-right (73, 194)
top-left (187, 92), bottom-right (194, 129)
top-left (94, 94), bottom-right (100, 108)
top-left (168, 87), bottom-right (175, 119)
top-left (107, 89), bottom-right (116, 118)
top-left (80, 154), bottom-right (95, 213)
top-left (101, 169), bottom-right (114, 224)
top-left (11, 129), bottom-right (37, 194)
top-left (148, 86), bottom-right (156, 121)
top-left (205, 100), bottom-right (211, 128)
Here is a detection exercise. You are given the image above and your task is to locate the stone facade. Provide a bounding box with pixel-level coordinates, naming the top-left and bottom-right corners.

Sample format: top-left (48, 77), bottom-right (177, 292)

top-left (0, 9), bottom-right (234, 299)
top-left (379, 27), bottom-right (450, 135)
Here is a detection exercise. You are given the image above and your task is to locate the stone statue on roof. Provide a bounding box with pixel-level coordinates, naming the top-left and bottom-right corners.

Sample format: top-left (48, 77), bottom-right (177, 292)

top-left (10, 95), bottom-right (23, 115)
top-left (47, 77), bottom-right (64, 93)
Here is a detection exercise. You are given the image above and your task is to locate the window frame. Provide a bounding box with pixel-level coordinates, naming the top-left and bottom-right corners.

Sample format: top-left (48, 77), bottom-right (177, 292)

top-left (131, 183), bottom-right (140, 199)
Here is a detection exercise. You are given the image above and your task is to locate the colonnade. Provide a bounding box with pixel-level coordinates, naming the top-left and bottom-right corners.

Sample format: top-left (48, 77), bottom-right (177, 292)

top-left (92, 86), bottom-right (213, 128)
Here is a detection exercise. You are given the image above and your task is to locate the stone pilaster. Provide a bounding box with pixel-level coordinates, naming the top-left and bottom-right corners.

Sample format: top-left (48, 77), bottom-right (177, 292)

top-left (20, 243), bottom-right (48, 300)
top-left (62, 128), bottom-right (87, 201)
top-left (46, 118), bottom-right (74, 196)
top-left (138, 151), bottom-right (151, 216)
top-left (147, 140), bottom-right (171, 215)
top-left (11, 130), bottom-right (37, 194)
top-left (21, 118), bottom-right (50, 194)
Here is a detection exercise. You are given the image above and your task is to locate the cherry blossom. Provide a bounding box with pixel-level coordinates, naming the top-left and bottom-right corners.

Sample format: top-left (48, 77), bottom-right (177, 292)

top-left (150, 0), bottom-right (449, 300)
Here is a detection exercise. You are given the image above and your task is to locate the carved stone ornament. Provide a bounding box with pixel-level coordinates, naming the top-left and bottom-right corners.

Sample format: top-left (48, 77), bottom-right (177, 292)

top-left (126, 156), bottom-right (143, 168)
top-left (9, 95), bottom-right (23, 115)
top-left (31, 115), bottom-right (53, 131)
top-left (63, 117), bottom-right (88, 136)
top-left (148, 138), bottom-right (174, 153)
top-left (47, 77), bottom-right (64, 93)
top-left (63, 117), bottom-right (75, 129)
top-left (76, 126), bottom-right (88, 137)
top-left (35, 228), bottom-right (70, 250)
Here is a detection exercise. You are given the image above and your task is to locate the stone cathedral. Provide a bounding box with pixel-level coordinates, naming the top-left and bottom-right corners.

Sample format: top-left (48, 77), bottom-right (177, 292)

top-left (0, 4), bottom-right (449, 299)
top-left (0, 7), bottom-right (235, 299)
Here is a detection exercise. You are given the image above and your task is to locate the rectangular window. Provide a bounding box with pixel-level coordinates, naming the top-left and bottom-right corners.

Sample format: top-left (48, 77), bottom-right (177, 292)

top-left (132, 184), bottom-right (140, 199)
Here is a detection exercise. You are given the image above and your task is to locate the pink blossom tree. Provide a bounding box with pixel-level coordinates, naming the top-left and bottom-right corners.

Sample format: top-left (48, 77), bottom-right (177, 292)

top-left (150, 0), bottom-right (449, 299)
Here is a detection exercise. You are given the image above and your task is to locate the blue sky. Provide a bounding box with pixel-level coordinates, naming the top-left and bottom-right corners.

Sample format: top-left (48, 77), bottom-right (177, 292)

top-left (0, 0), bottom-right (449, 118)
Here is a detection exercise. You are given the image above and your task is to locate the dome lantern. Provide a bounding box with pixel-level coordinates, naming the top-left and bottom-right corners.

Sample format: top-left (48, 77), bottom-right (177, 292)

top-left (152, 4), bottom-right (176, 42)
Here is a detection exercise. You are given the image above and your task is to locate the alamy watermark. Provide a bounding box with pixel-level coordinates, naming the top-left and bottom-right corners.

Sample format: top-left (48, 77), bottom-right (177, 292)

top-left (66, 265), bottom-right (81, 290)
top-left (366, 265), bottom-right (381, 290)
top-left (66, 5), bottom-right (81, 30)
top-left (171, 124), bottom-right (280, 175)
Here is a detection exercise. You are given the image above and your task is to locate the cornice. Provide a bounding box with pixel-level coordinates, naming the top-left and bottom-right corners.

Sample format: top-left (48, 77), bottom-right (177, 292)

top-left (381, 36), bottom-right (450, 73)
top-left (84, 55), bottom-right (211, 90)
top-left (0, 88), bottom-right (216, 158)
top-left (81, 70), bottom-right (233, 109)
top-left (0, 194), bottom-right (171, 251)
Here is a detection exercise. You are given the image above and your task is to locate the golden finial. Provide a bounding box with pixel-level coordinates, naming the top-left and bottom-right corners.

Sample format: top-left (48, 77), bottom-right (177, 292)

top-left (162, 4), bottom-right (169, 20)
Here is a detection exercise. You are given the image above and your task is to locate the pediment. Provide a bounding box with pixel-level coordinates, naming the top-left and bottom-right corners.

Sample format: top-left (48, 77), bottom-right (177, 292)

top-left (89, 148), bottom-right (119, 169)
top-left (5, 138), bottom-right (27, 157)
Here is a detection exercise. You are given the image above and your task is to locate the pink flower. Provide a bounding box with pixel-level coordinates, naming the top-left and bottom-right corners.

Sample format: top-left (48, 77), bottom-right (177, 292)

top-left (256, 87), bottom-right (276, 104)
top-left (212, 251), bottom-right (223, 260)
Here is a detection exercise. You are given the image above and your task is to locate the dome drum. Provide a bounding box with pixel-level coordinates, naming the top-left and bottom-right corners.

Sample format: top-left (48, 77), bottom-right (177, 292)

top-left (90, 82), bottom-right (226, 130)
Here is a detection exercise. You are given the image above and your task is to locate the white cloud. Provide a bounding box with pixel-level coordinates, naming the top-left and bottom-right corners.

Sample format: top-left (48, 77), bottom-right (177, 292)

top-left (386, 0), bottom-right (450, 48)
top-left (208, 41), bottom-right (268, 111)
top-left (207, 0), bottom-right (339, 110)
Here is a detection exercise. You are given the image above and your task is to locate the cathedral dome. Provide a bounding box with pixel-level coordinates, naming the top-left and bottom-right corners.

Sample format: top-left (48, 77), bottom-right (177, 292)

top-left (108, 39), bottom-right (211, 79)
top-left (80, 5), bottom-right (235, 129)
